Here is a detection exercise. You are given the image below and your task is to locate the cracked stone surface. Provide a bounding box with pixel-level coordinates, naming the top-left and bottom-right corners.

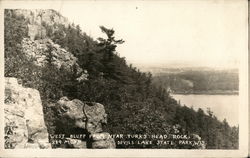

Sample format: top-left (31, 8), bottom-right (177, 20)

top-left (55, 97), bottom-right (115, 148)
top-left (4, 77), bottom-right (51, 149)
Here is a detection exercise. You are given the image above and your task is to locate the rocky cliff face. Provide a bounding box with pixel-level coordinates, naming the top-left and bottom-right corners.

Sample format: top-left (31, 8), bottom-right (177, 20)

top-left (8, 9), bottom-right (88, 81)
top-left (4, 77), bottom-right (115, 149)
top-left (13, 9), bottom-right (69, 40)
top-left (14, 9), bottom-right (69, 26)
top-left (4, 77), bottom-right (51, 149)
top-left (16, 9), bottom-right (88, 81)
top-left (53, 97), bottom-right (116, 148)
top-left (4, 9), bottom-right (114, 149)
top-left (22, 38), bottom-right (74, 69)
top-left (21, 37), bottom-right (88, 81)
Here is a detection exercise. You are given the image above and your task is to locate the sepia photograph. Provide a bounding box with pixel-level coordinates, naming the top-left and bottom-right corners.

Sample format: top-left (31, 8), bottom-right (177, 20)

top-left (0, 0), bottom-right (248, 157)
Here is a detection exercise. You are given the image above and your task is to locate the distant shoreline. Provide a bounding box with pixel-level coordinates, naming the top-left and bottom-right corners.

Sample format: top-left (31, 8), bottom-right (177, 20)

top-left (171, 91), bottom-right (239, 95)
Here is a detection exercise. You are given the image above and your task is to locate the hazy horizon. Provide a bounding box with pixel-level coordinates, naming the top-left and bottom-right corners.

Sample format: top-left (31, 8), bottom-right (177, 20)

top-left (126, 60), bottom-right (239, 70)
top-left (56, 1), bottom-right (245, 69)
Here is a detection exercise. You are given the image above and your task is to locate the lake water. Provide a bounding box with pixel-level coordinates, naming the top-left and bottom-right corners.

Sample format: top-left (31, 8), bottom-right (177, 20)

top-left (172, 94), bottom-right (238, 127)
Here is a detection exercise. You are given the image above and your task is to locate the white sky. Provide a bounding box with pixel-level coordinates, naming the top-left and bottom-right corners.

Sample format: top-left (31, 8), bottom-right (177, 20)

top-left (3, 0), bottom-right (248, 68)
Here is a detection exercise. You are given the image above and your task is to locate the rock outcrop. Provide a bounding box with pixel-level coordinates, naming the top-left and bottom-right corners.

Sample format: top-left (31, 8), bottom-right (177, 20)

top-left (54, 97), bottom-right (115, 148)
top-left (13, 9), bottom-right (69, 40)
top-left (21, 37), bottom-right (88, 81)
top-left (11, 9), bottom-right (88, 81)
top-left (4, 77), bottom-right (51, 149)
top-left (22, 38), bottom-right (76, 69)
top-left (13, 9), bottom-right (69, 27)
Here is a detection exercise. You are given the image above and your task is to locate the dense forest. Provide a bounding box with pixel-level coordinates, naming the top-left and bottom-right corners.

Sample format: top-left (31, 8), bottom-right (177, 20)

top-left (152, 69), bottom-right (238, 94)
top-left (4, 10), bottom-right (238, 149)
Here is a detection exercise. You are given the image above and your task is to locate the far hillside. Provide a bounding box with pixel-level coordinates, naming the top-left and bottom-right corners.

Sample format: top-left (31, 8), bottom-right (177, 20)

top-left (151, 67), bottom-right (238, 95)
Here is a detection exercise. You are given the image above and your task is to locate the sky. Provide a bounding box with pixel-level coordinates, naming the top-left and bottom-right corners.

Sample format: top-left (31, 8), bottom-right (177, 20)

top-left (55, 1), bottom-right (247, 68)
top-left (4, 0), bottom-right (247, 68)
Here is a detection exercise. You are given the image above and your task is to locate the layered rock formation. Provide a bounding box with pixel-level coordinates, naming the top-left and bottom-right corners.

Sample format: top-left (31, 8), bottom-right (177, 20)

top-left (4, 77), bottom-right (115, 149)
top-left (14, 9), bottom-right (69, 26)
top-left (13, 9), bottom-right (69, 40)
top-left (12, 9), bottom-right (88, 81)
top-left (22, 38), bottom-right (76, 69)
top-left (5, 9), bottom-right (113, 149)
top-left (54, 97), bottom-right (115, 148)
top-left (4, 77), bottom-right (51, 149)
top-left (21, 37), bottom-right (88, 81)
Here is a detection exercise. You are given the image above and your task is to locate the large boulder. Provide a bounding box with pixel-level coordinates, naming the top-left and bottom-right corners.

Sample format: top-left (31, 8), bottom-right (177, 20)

top-left (56, 97), bottom-right (107, 134)
top-left (4, 77), bottom-right (51, 149)
top-left (55, 97), bottom-right (115, 148)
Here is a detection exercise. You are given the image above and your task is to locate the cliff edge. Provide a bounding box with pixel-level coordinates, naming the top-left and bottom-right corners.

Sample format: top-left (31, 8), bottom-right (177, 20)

top-left (4, 77), bottom-right (51, 149)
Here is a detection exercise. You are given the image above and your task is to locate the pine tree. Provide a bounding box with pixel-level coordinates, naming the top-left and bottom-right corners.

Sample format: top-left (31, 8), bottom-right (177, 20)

top-left (97, 26), bottom-right (124, 79)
